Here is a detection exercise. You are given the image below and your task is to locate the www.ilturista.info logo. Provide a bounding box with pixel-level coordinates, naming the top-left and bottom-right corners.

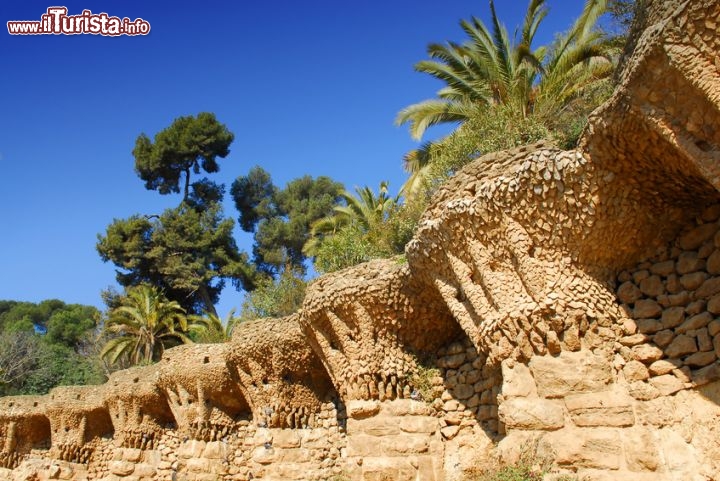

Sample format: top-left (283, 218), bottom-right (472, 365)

top-left (7, 7), bottom-right (150, 36)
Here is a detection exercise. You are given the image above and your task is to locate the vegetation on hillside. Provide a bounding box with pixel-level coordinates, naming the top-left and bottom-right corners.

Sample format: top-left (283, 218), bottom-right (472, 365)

top-left (0, 300), bottom-right (105, 396)
top-left (303, 182), bottom-right (423, 273)
top-left (231, 166), bottom-right (345, 276)
top-left (236, 267), bottom-right (307, 321)
top-left (190, 309), bottom-right (241, 343)
top-left (396, 0), bottom-right (618, 196)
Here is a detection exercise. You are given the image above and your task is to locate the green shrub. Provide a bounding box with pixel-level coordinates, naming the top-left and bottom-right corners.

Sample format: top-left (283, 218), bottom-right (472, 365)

top-left (312, 223), bottom-right (390, 275)
top-left (311, 195), bottom-right (427, 275)
top-left (239, 268), bottom-right (307, 321)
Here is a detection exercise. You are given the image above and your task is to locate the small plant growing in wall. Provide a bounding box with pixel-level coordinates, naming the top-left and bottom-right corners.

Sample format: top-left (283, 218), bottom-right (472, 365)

top-left (327, 472), bottom-right (351, 481)
top-left (465, 438), bottom-right (581, 481)
top-left (408, 359), bottom-right (442, 402)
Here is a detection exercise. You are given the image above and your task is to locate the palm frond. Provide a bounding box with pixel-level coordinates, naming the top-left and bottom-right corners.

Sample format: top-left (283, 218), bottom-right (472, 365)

top-left (100, 336), bottom-right (134, 365)
top-left (521, 0), bottom-right (548, 46)
top-left (395, 100), bottom-right (473, 141)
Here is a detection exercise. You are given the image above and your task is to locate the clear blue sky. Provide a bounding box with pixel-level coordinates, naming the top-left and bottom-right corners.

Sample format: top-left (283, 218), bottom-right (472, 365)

top-left (1, 0), bottom-right (590, 315)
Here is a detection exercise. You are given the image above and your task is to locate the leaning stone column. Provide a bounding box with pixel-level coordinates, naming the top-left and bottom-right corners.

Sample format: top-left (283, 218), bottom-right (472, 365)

top-left (106, 365), bottom-right (174, 449)
top-left (45, 386), bottom-right (113, 463)
top-left (0, 395), bottom-right (50, 468)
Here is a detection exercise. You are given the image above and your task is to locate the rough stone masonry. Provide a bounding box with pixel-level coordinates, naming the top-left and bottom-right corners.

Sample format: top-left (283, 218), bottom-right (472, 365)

top-left (2, 0), bottom-right (720, 480)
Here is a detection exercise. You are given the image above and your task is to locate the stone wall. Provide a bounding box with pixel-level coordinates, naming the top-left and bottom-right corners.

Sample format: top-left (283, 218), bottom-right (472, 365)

top-left (2, 0), bottom-right (720, 480)
top-left (495, 350), bottom-right (720, 481)
top-left (344, 400), bottom-right (444, 481)
top-left (616, 206), bottom-right (720, 392)
top-left (0, 317), bottom-right (351, 481)
top-left (0, 401), bottom-right (346, 481)
top-left (470, 210), bottom-right (720, 481)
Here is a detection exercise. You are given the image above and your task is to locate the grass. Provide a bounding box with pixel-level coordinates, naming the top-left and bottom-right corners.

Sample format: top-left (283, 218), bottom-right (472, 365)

top-left (465, 438), bottom-right (580, 481)
top-left (327, 474), bottom-right (350, 481)
top-left (409, 362), bottom-right (442, 402)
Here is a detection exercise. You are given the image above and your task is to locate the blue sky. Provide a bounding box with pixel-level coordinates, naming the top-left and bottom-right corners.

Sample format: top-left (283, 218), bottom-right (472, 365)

top-left (1, 0), bottom-right (590, 315)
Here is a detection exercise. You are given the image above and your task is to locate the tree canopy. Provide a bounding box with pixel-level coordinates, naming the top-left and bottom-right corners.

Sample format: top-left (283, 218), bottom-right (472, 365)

top-left (231, 166), bottom-right (344, 275)
top-left (608, 0), bottom-right (642, 33)
top-left (0, 300), bottom-right (104, 396)
top-left (133, 112), bottom-right (234, 200)
top-left (97, 203), bottom-right (255, 315)
top-left (45, 304), bottom-right (98, 347)
top-left (99, 113), bottom-right (255, 315)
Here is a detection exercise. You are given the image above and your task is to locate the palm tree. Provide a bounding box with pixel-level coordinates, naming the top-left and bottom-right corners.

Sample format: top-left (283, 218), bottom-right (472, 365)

top-left (303, 182), bottom-right (398, 256)
top-left (397, 0), bottom-right (546, 140)
top-left (189, 309), bottom-right (240, 343)
top-left (396, 0), bottom-right (612, 194)
top-left (100, 285), bottom-right (193, 366)
top-left (531, 0), bottom-right (613, 124)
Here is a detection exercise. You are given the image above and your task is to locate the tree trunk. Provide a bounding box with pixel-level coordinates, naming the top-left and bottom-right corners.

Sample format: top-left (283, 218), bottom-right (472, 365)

top-left (198, 284), bottom-right (218, 318)
top-left (183, 168), bottom-right (191, 201)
